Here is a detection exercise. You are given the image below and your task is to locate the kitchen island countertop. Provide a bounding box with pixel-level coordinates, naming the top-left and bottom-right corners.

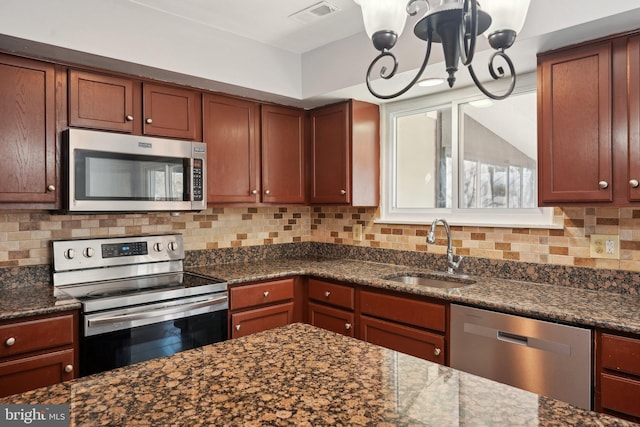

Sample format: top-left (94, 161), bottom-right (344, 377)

top-left (1, 323), bottom-right (635, 426)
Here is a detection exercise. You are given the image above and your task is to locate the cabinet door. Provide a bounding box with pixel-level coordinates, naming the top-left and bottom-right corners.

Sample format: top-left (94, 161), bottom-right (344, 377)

top-left (0, 348), bottom-right (75, 398)
top-left (309, 102), bottom-right (350, 203)
top-left (68, 70), bottom-right (135, 133)
top-left (360, 315), bottom-right (445, 364)
top-left (261, 105), bottom-right (305, 203)
top-left (203, 94), bottom-right (260, 203)
top-left (538, 42), bottom-right (613, 203)
top-left (308, 302), bottom-right (354, 337)
top-left (231, 302), bottom-right (294, 339)
top-left (142, 83), bottom-right (201, 140)
top-left (0, 54), bottom-right (57, 204)
top-left (628, 35), bottom-right (640, 202)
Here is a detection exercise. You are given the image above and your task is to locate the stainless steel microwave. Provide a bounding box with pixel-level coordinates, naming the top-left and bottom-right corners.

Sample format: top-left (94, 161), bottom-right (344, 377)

top-left (64, 129), bottom-right (206, 212)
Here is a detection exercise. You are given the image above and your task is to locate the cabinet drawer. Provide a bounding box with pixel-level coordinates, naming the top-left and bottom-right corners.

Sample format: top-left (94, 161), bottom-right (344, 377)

top-left (231, 302), bottom-right (294, 339)
top-left (230, 278), bottom-right (295, 311)
top-left (308, 279), bottom-right (354, 310)
top-left (308, 302), bottom-right (354, 337)
top-left (360, 315), bottom-right (445, 364)
top-left (360, 290), bottom-right (446, 332)
top-left (0, 348), bottom-right (75, 398)
top-left (600, 373), bottom-right (640, 418)
top-left (0, 314), bottom-right (75, 358)
top-left (601, 333), bottom-right (640, 376)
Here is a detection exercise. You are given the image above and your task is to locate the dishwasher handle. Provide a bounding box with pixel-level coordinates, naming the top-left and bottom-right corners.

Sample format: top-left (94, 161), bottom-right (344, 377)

top-left (497, 331), bottom-right (529, 346)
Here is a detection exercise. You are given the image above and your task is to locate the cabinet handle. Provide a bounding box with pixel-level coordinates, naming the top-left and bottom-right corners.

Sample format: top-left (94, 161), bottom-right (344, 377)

top-left (630, 179), bottom-right (639, 188)
top-left (324, 291), bottom-right (331, 297)
top-left (47, 184), bottom-right (56, 192)
top-left (5, 337), bottom-right (15, 346)
top-left (146, 118), bottom-right (153, 124)
top-left (598, 180), bottom-right (609, 189)
top-left (235, 324), bottom-right (241, 331)
top-left (264, 190), bottom-right (270, 195)
top-left (434, 347), bottom-right (441, 356)
top-left (125, 115), bottom-right (134, 121)
top-left (345, 323), bottom-right (352, 330)
top-left (263, 291), bottom-right (270, 297)
top-left (64, 365), bottom-right (73, 373)
top-left (251, 190), bottom-right (258, 195)
top-left (340, 189), bottom-right (347, 195)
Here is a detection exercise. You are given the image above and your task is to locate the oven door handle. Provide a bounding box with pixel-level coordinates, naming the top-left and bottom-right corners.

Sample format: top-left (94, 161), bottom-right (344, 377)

top-left (86, 295), bottom-right (227, 327)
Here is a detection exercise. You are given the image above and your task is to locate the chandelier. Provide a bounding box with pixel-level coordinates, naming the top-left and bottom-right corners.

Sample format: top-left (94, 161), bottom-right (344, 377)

top-left (354, 0), bottom-right (531, 100)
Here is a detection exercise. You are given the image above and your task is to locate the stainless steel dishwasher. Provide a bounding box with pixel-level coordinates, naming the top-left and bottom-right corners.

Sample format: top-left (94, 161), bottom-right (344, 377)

top-left (450, 304), bottom-right (592, 410)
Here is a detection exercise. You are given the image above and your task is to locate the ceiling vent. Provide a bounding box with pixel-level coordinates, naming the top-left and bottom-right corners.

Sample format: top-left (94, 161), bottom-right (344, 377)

top-left (289, 1), bottom-right (340, 24)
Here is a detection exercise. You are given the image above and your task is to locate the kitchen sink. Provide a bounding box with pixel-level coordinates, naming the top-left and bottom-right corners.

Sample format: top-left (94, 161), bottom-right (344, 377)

top-left (383, 273), bottom-right (476, 289)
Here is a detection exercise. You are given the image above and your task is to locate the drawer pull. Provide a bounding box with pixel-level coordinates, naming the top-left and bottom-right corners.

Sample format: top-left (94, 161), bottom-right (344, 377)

top-left (5, 337), bottom-right (15, 347)
top-left (263, 291), bottom-right (270, 298)
top-left (64, 365), bottom-right (73, 373)
top-left (434, 347), bottom-right (441, 356)
top-left (146, 118), bottom-right (153, 124)
top-left (125, 115), bottom-right (134, 121)
top-left (345, 323), bottom-right (352, 330)
top-left (324, 291), bottom-right (331, 298)
top-left (235, 325), bottom-right (241, 331)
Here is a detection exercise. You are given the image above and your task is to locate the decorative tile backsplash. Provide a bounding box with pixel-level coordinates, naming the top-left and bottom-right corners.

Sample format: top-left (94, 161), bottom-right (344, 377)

top-left (2, 206), bottom-right (640, 273)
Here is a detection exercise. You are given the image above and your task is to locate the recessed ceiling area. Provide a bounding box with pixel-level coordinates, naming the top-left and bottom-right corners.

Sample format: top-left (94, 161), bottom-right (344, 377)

top-left (1, 0), bottom-right (640, 108)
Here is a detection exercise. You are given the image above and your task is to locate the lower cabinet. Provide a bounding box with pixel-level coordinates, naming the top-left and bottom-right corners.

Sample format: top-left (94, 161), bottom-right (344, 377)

top-left (308, 302), bottom-right (354, 337)
top-left (596, 330), bottom-right (640, 423)
top-left (0, 311), bottom-right (78, 397)
top-left (228, 277), bottom-right (300, 339)
top-left (307, 279), bottom-right (355, 337)
top-left (359, 289), bottom-right (447, 365)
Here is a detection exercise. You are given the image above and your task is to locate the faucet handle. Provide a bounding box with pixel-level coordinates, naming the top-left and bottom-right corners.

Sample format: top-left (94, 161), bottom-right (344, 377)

top-left (450, 254), bottom-right (464, 270)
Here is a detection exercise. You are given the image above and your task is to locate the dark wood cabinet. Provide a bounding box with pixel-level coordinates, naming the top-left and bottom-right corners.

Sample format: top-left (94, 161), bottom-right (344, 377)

top-left (228, 278), bottom-right (300, 339)
top-left (537, 32), bottom-right (640, 206)
top-left (203, 94), bottom-right (260, 203)
top-left (309, 100), bottom-right (379, 206)
top-left (358, 289), bottom-right (447, 365)
top-left (0, 54), bottom-right (59, 206)
top-left (68, 69), bottom-right (201, 140)
top-left (261, 105), bottom-right (306, 203)
top-left (595, 330), bottom-right (640, 423)
top-left (0, 311), bottom-right (78, 398)
top-left (308, 302), bottom-right (354, 337)
top-left (306, 279), bottom-right (355, 337)
top-left (538, 41), bottom-right (613, 204)
top-left (68, 69), bottom-right (137, 133)
top-left (142, 83), bottom-right (201, 141)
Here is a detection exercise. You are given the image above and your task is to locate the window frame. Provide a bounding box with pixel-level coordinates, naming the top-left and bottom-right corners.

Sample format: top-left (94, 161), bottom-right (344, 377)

top-left (378, 73), bottom-right (559, 228)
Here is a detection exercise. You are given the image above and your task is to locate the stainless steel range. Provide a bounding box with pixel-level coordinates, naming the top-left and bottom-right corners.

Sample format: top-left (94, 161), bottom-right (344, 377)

top-left (53, 234), bottom-right (228, 376)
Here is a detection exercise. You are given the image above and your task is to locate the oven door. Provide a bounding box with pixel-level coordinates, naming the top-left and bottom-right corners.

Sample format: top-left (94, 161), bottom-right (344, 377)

top-left (81, 294), bottom-right (227, 376)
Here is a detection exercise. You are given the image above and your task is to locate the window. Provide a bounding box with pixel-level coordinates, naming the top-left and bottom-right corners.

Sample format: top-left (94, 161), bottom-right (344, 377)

top-left (380, 76), bottom-right (555, 227)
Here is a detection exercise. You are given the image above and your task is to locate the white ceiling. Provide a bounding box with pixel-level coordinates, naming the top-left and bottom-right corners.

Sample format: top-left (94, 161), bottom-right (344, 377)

top-left (1, 0), bottom-right (640, 108)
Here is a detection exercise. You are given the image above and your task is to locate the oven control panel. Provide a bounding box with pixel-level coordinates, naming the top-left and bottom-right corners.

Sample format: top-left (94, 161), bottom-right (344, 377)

top-left (53, 234), bottom-right (185, 272)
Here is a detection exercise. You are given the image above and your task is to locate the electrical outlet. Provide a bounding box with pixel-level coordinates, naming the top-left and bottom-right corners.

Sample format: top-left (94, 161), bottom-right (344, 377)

top-left (590, 234), bottom-right (620, 259)
top-left (353, 224), bottom-right (363, 241)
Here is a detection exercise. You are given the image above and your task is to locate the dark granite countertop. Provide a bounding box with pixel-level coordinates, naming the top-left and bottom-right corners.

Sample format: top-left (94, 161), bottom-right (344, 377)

top-left (187, 257), bottom-right (640, 335)
top-left (2, 257), bottom-right (639, 336)
top-left (1, 323), bottom-right (634, 426)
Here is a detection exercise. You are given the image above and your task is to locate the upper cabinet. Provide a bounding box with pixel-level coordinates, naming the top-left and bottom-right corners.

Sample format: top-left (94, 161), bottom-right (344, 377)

top-left (0, 54), bottom-right (59, 207)
top-left (538, 32), bottom-right (640, 206)
top-left (203, 94), bottom-right (260, 203)
top-left (309, 100), bottom-right (379, 206)
top-left (142, 83), bottom-right (201, 141)
top-left (68, 69), bottom-right (201, 140)
top-left (68, 70), bottom-right (137, 133)
top-left (261, 105), bottom-right (306, 204)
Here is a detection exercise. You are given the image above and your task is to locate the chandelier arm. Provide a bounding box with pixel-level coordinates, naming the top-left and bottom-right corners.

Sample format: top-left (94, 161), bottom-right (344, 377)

top-left (407, 0), bottom-right (430, 16)
top-left (459, 0), bottom-right (478, 67)
top-left (366, 37), bottom-right (433, 100)
top-left (466, 50), bottom-right (517, 100)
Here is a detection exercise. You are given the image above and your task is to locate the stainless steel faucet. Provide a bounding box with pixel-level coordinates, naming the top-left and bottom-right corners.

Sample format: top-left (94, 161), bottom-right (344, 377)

top-left (426, 218), bottom-right (463, 274)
